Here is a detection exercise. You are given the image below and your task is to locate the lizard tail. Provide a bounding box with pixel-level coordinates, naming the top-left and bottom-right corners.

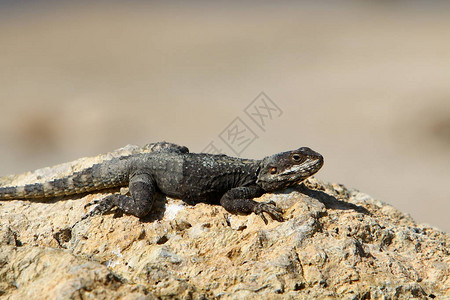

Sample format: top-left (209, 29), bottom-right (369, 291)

top-left (0, 161), bottom-right (129, 200)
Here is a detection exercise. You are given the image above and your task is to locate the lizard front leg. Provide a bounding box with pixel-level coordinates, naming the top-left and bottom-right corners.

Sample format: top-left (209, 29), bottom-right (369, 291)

top-left (82, 172), bottom-right (156, 221)
top-left (220, 185), bottom-right (284, 224)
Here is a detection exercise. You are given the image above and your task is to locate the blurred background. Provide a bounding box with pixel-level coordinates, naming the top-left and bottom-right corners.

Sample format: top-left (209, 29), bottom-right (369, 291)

top-left (0, 1), bottom-right (449, 231)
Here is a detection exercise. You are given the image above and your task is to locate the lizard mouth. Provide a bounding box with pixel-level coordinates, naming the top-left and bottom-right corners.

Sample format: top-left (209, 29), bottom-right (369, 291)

top-left (280, 156), bottom-right (323, 177)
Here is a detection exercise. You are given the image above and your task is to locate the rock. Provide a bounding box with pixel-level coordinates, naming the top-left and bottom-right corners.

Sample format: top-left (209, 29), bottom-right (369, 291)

top-left (0, 146), bottom-right (449, 299)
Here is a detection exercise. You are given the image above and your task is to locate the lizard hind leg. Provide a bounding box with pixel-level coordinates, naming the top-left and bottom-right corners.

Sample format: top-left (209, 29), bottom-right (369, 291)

top-left (80, 173), bottom-right (156, 222)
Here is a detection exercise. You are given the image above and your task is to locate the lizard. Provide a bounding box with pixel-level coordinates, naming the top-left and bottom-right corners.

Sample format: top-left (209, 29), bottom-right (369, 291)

top-left (0, 142), bottom-right (324, 224)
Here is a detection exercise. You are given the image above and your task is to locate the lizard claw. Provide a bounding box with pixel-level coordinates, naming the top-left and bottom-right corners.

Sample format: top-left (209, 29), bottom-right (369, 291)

top-left (84, 200), bottom-right (100, 209)
top-left (253, 201), bottom-right (284, 224)
top-left (72, 196), bottom-right (117, 229)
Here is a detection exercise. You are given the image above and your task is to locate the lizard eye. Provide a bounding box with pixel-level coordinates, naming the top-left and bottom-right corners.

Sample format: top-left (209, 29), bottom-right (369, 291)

top-left (269, 167), bottom-right (277, 174)
top-left (291, 154), bottom-right (305, 163)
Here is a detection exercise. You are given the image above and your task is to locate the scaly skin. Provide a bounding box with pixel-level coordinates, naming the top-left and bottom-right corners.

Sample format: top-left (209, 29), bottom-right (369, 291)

top-left (0, 142), bottom-right (324, 224)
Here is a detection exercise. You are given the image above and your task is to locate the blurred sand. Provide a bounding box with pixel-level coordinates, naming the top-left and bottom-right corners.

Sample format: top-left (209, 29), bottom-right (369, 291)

top-left (0, 1), bottom-right (449, 231)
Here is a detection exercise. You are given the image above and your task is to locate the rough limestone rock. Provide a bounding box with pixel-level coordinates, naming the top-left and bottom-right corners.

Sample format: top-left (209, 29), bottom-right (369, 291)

top-left (0, 145), bottom-right (449, 299)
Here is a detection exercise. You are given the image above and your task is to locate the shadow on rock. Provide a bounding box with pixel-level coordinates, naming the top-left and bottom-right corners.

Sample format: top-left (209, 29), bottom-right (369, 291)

top-left (296, 184), bottom-right (371, 215)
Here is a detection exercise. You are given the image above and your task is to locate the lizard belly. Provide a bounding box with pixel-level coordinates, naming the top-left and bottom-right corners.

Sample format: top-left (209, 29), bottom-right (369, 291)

top-left (176, 173), bottom-right (230, 203)
top-left (157, 175), bottom-right (224, 203)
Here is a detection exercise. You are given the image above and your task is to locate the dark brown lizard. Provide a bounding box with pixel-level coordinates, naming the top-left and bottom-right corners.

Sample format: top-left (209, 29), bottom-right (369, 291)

top-left (0, 142), bottom-right (324, 224)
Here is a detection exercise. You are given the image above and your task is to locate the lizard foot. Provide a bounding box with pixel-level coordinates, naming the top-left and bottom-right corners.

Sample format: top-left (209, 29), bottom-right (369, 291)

top-left (253, 201), bottom-right (284, 224)
top-left (73, 195), bottom-right (116, 228)
top-left (84, 199), bottom-right (100, 209)
top-left (88, 195), bottom-right (116, 217)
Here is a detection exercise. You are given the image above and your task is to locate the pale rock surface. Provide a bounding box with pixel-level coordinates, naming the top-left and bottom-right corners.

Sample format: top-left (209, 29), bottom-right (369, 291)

top-left (0, 145), bottom-right (449, 299)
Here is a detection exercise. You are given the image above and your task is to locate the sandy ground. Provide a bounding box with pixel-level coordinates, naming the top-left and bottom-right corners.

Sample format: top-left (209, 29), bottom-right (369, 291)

top-left (0, 1), bottom-right (449, 231)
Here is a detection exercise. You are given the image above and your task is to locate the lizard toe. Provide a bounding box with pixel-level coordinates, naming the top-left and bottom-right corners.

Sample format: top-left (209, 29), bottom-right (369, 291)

top-left (84, 199), bottom-right (100, 209)
top-left (254, 201), bottom-right (284, 224)
top-left (256, 211), bottom-right (269, 225)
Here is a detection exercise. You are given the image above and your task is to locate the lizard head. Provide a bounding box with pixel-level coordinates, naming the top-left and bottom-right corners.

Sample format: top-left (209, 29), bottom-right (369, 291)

top-left (256, 147), bottom-right (324, 191)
